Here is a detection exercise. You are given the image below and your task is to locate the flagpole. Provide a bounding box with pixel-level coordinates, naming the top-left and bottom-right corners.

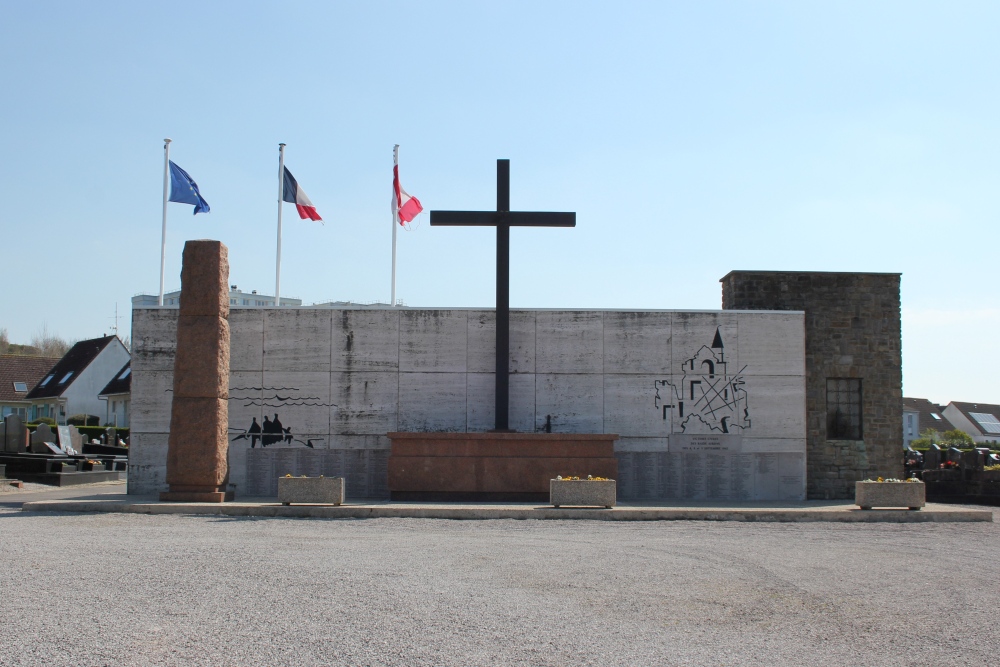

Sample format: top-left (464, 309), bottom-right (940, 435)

top-left (159, 138), bottom-right (172, 307)
top-left (276, 143), bottom-right (286, 307)
top-left (391, 144), bottom-right (399, 307)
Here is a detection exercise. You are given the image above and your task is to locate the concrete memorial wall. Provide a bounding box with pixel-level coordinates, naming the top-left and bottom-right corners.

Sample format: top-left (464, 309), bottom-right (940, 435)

top-left (129, 307), bottom-right (807, 500)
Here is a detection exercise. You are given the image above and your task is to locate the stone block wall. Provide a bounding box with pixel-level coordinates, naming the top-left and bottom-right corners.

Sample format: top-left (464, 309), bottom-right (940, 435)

top-left (720, 271), bottom-right (903, 499)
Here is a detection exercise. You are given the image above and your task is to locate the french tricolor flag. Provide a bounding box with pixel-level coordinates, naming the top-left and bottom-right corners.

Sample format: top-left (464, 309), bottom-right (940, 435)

top-left (282, 166), bottom-right (322, 221)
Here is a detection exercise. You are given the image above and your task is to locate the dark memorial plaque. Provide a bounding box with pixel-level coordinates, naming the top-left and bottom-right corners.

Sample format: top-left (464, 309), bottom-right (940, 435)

top-left (246, 449), bottom-right (276, 496)
top-left (431, 160), bottom-right (575, 431)
top-left (367, 450), bottom-right (390, 499)
top-left (660, 453), bottom-right (681, 499)
top-left (634, 452), bottom-right (658, 499)
top-left (730, 454), bottom-right (754, 500)
top-left (683, 452), bottom-right (706, 499)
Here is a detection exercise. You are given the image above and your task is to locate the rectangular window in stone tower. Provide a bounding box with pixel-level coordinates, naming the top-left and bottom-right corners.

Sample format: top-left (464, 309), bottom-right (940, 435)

top-left (826, 378), bottom-right (862, 440)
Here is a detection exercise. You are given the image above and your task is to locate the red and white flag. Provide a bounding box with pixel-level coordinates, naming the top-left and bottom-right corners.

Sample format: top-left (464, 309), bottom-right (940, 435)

top-left (282, 166), bottom-right (322, 222)
top-left (393, 154), bottom-right (423, 226)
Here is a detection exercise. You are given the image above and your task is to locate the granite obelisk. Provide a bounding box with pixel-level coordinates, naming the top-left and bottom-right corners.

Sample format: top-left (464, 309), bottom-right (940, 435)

top-left (160, 240), bottom-right (234, 502)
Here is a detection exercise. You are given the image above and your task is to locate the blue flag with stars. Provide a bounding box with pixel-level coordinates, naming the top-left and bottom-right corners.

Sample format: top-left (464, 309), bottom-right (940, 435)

top-left (168, 160), bottom-right (210, 215)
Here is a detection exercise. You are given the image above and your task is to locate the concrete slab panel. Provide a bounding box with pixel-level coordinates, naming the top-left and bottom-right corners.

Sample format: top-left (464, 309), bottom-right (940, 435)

top-left (741, 437), bottom-right (807, 453)
top-left (331, 310), bottom-right (400, 372)
top-left (331, 371), bottom-right (398, 435)
top-left (399, 311), bottom-right (468, 372)
top-left (263, 310), bottom-right (332, 372)
top-left (131, 309), bottom-right (179, 372)
top-left (671, 311), bottom-right (739, 376)
top-left (603, 311), bottom-right (672, 374)
top-left (229, 310), bottom-right (264, 372)
top-left (398, 372), bottom-right (467, 432)
top-left (535, 373), bottom-right (604, 433)
top-left (614, 436), bottom-right (668, 452)
top-left (604, 374), bottom-right (673, 438)
top-left (536, 311), bottom-right (603, 374)
top-left (128, 432), bottom-right (168, 467)
top-left (467, 310), bottom-right (536, 374)
top-left (259, 371), bottom-right (332, 435)
top-left (466, 373), bottom-right (536, 433)
top-left (331, 434), bottom-right (391, 450)
top-left (130, 370), bottom-right (174, 433)
top-left (126, 463), bottom-right (166, 495)
top-left (740, 375), bottom-right (807, 439)
top-left (736, 312), bottom-right (805, 377)
top-left (227, 371), bottom-right (264, 438)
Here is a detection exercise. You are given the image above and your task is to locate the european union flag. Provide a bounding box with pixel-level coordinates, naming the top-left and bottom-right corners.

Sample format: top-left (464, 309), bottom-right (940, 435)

top-left (168, 160), bottom-right (210, 215)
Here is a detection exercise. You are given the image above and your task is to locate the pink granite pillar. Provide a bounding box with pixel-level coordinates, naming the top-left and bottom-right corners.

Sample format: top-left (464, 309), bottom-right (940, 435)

top-left (160, 240), bottom-right (233, 502)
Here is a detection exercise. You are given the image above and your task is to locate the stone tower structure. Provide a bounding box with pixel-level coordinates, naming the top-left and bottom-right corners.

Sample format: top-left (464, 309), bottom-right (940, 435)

top-left (160, 240), bottom-right (233, 502)
top-left (720, 271), bottom-right (903, 499)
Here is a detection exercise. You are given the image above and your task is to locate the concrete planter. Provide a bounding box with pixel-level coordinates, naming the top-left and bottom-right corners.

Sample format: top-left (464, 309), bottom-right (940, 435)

top-left (550, 479), bottom-right (616, 508)
top-left (278, 477), bottom-right (345, 506)
top-left (855, 481), bottom-right (925, 510)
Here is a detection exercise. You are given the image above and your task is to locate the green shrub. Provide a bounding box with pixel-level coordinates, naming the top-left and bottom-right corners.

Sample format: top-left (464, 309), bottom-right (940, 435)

top-left (67, 414), bottom-right (100, 427)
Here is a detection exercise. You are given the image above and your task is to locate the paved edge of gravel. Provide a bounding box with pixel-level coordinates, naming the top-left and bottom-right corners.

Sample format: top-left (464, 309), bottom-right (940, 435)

top-left (17, 499), bottom-right (993, 522)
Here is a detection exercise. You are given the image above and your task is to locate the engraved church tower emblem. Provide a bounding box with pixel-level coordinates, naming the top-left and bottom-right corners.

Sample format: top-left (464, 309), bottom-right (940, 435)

top-left (653, 327), bottom-right (750, 434)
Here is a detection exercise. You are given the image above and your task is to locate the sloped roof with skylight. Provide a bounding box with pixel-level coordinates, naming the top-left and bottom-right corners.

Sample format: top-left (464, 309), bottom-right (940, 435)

top-left (25, 336), bottom-right (118, 399)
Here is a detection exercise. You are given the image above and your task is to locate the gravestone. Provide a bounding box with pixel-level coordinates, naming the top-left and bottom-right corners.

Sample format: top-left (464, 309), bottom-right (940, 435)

top-left (68, 426), bottom-right (84, 453)
top-left (924, 444), bottom-right (942, 469)
top-left (948, 447), bottom-right (962, 464)
top-left (160, 240), bottom-right (234, 503)
top-left (3, 415), bottom-right (26, 454)
top-left (30, 424), bottom-right (56, 454)
top-left (961, 449), bottom-right (984, 472)
top-left (57, 426), bottom-right (78, 456)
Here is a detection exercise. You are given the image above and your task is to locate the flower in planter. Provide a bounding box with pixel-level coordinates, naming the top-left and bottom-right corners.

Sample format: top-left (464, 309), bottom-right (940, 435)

top-left (940, 460), bottom-right (960, 469)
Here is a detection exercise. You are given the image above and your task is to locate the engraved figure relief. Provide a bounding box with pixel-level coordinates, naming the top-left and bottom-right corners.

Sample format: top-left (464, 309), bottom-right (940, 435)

top-left (227, 384), bottom-right (337, 449)
top-left (654, 327), bottom-right (750, 434)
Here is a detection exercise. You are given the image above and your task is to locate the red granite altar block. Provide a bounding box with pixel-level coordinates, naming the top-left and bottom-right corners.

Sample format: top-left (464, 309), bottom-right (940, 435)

top-left (387, 432), bottom-right (619, 502)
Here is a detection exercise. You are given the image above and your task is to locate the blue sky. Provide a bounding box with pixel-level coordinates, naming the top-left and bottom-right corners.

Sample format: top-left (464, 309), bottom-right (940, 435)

top-left (1, 1), bottom-right (997, 405)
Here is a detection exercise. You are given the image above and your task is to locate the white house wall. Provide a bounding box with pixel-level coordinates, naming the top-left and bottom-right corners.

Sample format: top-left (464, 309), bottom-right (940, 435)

top-left (62, 339), bottom-right (131, 421)
top-left (130, 307), bottom-right (807, 500)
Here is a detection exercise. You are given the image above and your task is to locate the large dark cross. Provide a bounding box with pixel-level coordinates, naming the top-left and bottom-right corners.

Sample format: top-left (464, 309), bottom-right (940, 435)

top-left (431, 159), bottom-right (575, 431)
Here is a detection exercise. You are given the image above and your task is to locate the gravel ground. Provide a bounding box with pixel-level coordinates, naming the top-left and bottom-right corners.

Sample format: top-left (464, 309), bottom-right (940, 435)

top-left (1, 506), bottom-right (997, 667)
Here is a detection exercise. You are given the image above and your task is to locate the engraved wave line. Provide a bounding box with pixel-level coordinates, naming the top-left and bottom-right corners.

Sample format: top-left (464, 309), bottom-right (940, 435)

top-left (242, 401), bottom-right (339, 408)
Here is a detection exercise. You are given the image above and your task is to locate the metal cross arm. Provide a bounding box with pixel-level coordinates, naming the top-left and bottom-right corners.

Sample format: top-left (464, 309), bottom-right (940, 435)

top-left (430, 211), bottom-right (576, 227)
top-left (429, 159), bottom-right (576, 432)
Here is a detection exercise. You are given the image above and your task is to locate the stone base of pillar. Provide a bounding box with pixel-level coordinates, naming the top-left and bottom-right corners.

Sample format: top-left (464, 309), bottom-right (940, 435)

top-left (159, 490), bottom-right (234, 503)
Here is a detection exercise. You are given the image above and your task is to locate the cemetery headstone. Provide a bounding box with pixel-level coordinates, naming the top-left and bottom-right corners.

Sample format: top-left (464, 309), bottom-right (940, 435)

top-left (924, 444), bottom-right (942, 469)
top-left (68, 426), bottom-right (84, 453)
top-left (30, 424), bottom-right (55, 454)
top-left (41, 442), bottom-right (63, 455)
top-left (948, 447), bottom-right (963, 464)
top-left (57, 426), bottom-right (77, 455)
top-left (961, 449), bottom-right (984, 471)
top-left (3, 415), bottom-right (26, 454)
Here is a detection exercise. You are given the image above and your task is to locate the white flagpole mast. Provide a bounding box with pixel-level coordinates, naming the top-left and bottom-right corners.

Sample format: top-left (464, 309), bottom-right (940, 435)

top-left (275, 143), bottom-right (286, 307)
top-left (391, 144), bottom-right (399, 307)
top-left (159, 138), bottom-right (172, 307)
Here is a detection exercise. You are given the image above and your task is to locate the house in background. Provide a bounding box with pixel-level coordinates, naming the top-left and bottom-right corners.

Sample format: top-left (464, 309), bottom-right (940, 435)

top-left (0, 355), bottom-right (61, 420)
top-left (943, 402), bottom-right (1000, 444)
top-left (903, 397), bottom-right (955, 448)
top-left (24, 336), bottom-right (130, 424)
top-left (98, 361), bottom-right (131, 427)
